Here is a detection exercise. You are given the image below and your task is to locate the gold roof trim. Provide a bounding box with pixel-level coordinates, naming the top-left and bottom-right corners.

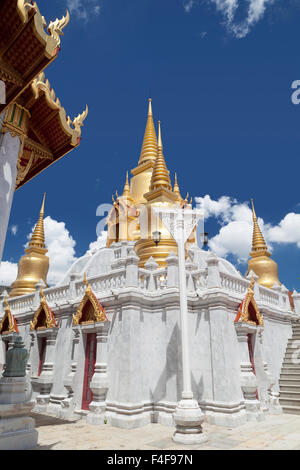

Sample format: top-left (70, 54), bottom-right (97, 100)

top-left (30, 287), bottom-right (57, 330)
top-left (73, 274), bottom-right (108, 325)
top-left (17, 3), bottom-right (69, 56)
top-left (31, 72), bottom-right (88, 145)
top-left (235, 277), bottom-right (263, 326)
top-left (47, 10), bottom-right (70, 48)
top-left (0, 298), bottom-right (18, 335)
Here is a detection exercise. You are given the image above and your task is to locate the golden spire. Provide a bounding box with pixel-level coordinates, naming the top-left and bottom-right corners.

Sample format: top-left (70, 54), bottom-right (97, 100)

top-left (173, 172), bottom-right (183, 203)
top-left (122, 172), bottom-right (131, 198)
top-left (247, 199), bottom-right (280, 289)
top-left (149, 121), bottom-right (172, 191)
top-left (28, 193), bottom-right (46, 250)
top-left (10, 194), bottom-right (49, 297)
top-left (138, 98), bottom-right (158, 165)
top-left (250, 199), bottom-right (268, 255)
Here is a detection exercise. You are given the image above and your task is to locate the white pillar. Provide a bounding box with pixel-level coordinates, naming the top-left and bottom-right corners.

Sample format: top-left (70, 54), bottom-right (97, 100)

top-left (172, 213), bottom-right (207, 445)
top-left (0, 116), bottom-right (21, 262)
top-left (166, 251), bottom-right (179, 288)
top-left (87, 323), bottom-right (110, 424)
top-left (207, 252), bottom-right (221, 288)
top-left (125, 248), bottom-right (139, 288)
top-left (235, 323), bottom-right (264, 421)
top-left (292, 290), bottom-right (300, 316)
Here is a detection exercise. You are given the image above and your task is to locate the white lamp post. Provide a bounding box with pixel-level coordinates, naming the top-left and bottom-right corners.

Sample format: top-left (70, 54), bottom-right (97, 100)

top-left (153, 206), bottom-right (207, 445)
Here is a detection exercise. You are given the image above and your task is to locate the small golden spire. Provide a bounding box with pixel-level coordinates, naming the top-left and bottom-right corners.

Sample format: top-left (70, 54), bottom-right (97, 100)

top-left (247, 199), bottom-right (280, 289)
top-left (173, 172), bottom-right (183, 202)
top-left (28, 193), bottom-right (46, 250)
top-left (250, 198), bottom-right (268, 255)
top-left (138, 98), bottom-right (158, 165)
top-left (122, 172), bottom-right (131, 198)
top-left (9, 194), bottom-right (49, 297)
top-left (149, 121), bottom-right (172, 191)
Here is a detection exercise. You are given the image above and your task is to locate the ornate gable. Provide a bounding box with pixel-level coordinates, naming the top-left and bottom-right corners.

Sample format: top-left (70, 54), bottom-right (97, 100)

top-left (73, 274), bottom-right (108, 325)
top-left (0, 298), bottom-right (19, 335)
top-left (235, 277), bottom-right (263, 326)
top-left (30, 288), bottom-right (57, 330)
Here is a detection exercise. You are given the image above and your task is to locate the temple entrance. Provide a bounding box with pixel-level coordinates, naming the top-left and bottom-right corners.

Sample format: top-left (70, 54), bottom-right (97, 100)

top-left (81, 333), bottom-right (97, 410)
top-left (247, 333), bottom-right (258, 399)
top-left (38, 337), bottom-right (47, 377)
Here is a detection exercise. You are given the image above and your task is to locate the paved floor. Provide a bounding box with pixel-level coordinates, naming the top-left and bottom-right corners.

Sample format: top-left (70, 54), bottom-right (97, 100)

top-left (31, 412), bottom-right (300, 450)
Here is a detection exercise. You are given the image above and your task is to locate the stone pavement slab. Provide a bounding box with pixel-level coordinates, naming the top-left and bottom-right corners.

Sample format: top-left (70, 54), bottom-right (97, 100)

top-left (30, 412), bottom-right (300, 451)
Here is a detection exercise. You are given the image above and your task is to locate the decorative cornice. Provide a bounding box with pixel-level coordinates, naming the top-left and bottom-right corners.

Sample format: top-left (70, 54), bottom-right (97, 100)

top-left (30, 287), bottom-right (57, 330)
top-left (235, 277), bottom-right (264, 326)
top-left (73, 274), bottom-right (108, 325)
top-left (0, 298), bottom-right (19, 334)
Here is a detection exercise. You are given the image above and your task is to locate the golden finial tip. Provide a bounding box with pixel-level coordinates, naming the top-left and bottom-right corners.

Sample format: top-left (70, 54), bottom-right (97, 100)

top-left (40, 193), bottom-right (46, 215)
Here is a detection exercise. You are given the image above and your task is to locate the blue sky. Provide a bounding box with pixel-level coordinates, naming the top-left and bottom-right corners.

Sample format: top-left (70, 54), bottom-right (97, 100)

top-left (2, 0), bottom-right (300, 290)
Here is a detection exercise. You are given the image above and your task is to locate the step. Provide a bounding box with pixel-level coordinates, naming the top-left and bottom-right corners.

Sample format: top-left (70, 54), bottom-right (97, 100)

top-left (280, 375), bottom-right (300, 382)
top-left (282, 406), bottom-right (300, 416)
top-left (279, 397), bottom-right (300, 407)
top-left (283, 353), bottom-right (300, 361)
top-left (282, 363), bottom-right (300, 369)
top-left (281, 367), bottom-right (300, 373)
top-left (279, 378), bottom-right (300, 386)
top-left (279, 390), bottom-right (300, 399)
top-left (280, 384), bottom-right (300, 393)
top-left (285, 345), bottom-right (300, 351)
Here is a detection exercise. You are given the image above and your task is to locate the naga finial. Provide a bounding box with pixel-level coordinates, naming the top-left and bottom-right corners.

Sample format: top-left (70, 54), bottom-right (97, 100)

top-left (47, 10), bottom-right (70, 47)
top-left (73, 105), bottom-right (88, 132)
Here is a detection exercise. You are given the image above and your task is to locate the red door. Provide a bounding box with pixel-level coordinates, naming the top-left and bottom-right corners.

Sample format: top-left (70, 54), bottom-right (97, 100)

top-left (38, 337), bottom-right (47, 377)
top-left (247, 334), bottom-right (258, 399)
top-left (81, 333), bottom-right (97, 410)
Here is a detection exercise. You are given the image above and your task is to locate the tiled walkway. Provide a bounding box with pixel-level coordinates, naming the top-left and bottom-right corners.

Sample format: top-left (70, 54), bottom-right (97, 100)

top-left (32, 413), bottom-right (300, 450)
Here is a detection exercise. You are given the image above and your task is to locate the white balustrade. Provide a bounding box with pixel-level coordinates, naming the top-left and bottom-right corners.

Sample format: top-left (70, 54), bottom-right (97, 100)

top-left (220, 272), bottom-right (249, 295)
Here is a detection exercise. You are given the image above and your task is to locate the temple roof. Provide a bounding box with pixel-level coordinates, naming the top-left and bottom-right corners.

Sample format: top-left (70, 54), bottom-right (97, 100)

top-left (3, 72), bottom-right (88, 189)
top-left (0, 1), bottom-right (69, 115)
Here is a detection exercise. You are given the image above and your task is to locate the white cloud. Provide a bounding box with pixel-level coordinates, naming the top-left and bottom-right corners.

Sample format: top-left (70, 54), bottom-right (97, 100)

top-left (67, 0), bottom-right (101, 21)
top-left (195, 194), bottom-right (300, 263)
top-left (0, 261), bottom-right (18, 287)
top-left (0, 216), bottom-right (76, 288)
top-left (186, 0), bottom-right (275, 38)
top-left (10, 225), bottom-right (18, 236)
top-left (88, 230), bottom-right (107, 253)
top-left (184, 0), bottom-right (197, 13)
top-left (43, 217), bottom-right (76, 285)
top-left (267, 213), bottom-right (300, 248)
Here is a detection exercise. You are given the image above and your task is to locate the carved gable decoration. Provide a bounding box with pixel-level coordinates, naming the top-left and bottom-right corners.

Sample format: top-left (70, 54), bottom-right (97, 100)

top-left (235, 277), bottom-right (263, 326)
top-left (30, 288), bottom-right (57, 330)
top-left (0, 299), bottom-right (19, 335)
top-left (73, 274), bottom-right (108, 325)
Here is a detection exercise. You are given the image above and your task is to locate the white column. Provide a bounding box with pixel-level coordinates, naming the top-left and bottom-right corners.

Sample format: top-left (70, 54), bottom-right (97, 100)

top-left (235, 323), bottom-right (264, 421)
top-left (207, 252), bottom-right (221, 288)
top-left (87, 323), bottom-right (110, 424)
top-left (166, 251), bottom-right (179, 288)
top-left (292, 290), bottom-right (300, 315)
top-left (172, 212), bottom-right (207, 445)
top-left (0, 116), bottom-right (21, 262)
top-left (125, 248), bottom-right (139, 288)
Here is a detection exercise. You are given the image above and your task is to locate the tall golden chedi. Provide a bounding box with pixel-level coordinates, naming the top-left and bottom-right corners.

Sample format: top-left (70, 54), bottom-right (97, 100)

top-left (106, 99), bottom-right (194, 267)
top-left (10, 194), bottom-right (49, 297)
top-left (247, 199), bottom-right (280, 289)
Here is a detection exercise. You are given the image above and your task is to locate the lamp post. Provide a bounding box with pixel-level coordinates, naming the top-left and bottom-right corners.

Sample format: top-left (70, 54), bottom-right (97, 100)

top-left (200, 232), bottom-right (209, 250)
top-left (153, 206), bottom-right (207, 445)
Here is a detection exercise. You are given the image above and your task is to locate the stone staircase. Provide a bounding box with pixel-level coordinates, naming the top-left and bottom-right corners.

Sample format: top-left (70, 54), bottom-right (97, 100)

top-left (279, 322), bottom-right (300, 415)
